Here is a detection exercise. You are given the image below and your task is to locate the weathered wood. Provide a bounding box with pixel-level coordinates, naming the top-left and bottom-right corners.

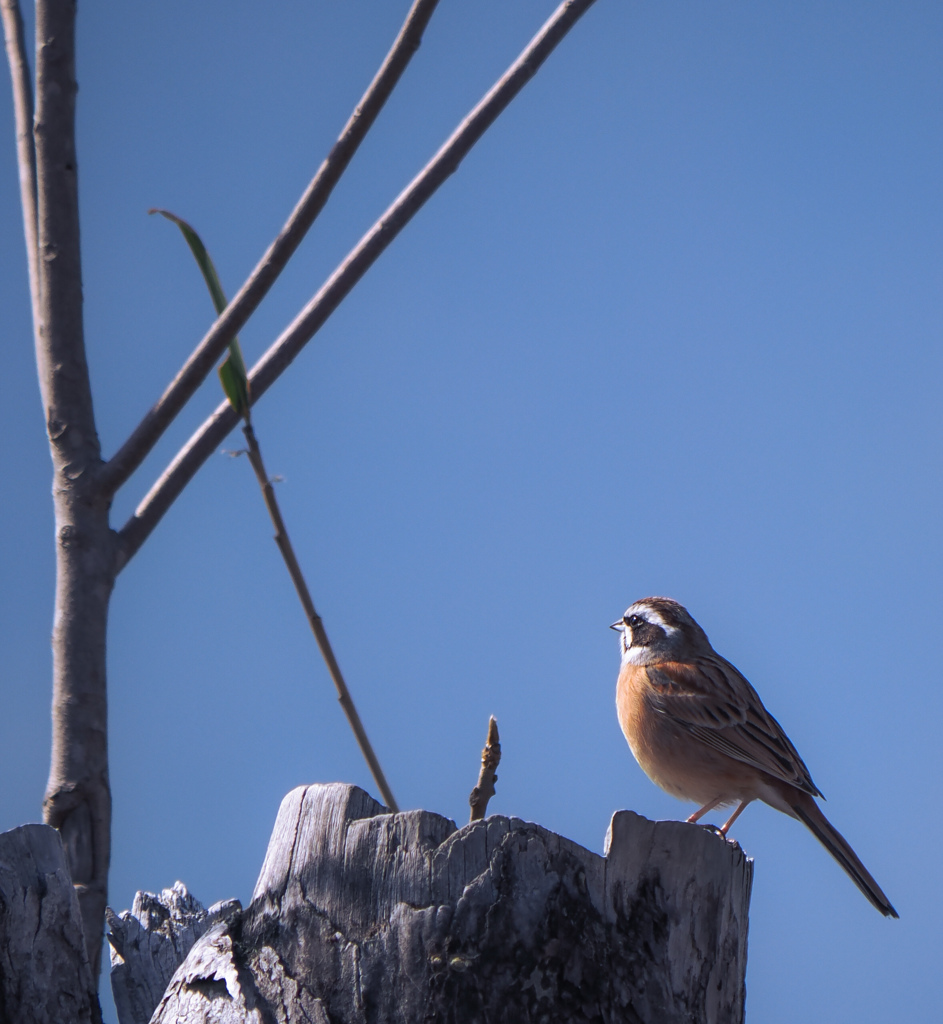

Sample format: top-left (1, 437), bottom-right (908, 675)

top-left (0, 823), bottom-right (99, 1024)
top-left (106, 881), bottom-right (242, 1024)
top-left (144, 783), bottom-right (752, 1024)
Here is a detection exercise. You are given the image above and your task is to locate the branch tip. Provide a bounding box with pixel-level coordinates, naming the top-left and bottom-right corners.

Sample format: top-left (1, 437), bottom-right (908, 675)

top-left (469, 715), bottom-right (501, 822)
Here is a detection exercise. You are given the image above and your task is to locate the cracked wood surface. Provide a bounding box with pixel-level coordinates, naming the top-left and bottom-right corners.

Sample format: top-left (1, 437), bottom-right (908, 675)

top-left (106, 881), bottom-right (242, 1024)
top-left (138, 783), bottom-right (752, 1023)
top-left (0, 823), bottom-right (99, 1024)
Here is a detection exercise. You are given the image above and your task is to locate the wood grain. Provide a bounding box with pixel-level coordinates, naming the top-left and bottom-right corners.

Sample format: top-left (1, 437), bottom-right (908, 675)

top-left (0, 823), bottom-right (99, 1024)
top-left (107, 881), bottom-right (241, 1024)
top-left (142, 783), bottom-right (752, 1024)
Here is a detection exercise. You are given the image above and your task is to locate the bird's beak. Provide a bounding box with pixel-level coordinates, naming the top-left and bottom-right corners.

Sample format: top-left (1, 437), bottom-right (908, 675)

top-left (609, 620), bottom-right (624, 632)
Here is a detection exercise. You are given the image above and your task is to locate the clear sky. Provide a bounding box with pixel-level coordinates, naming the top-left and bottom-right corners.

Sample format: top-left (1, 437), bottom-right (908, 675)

top-left (2, 2), bottom-right (940, 1021)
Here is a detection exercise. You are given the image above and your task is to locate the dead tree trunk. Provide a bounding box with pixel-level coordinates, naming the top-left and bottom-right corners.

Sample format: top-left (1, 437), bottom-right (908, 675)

top-left (131, 784), bottom-right (752, 1024)
top-left (0, 823), bottom-right (100, 1024)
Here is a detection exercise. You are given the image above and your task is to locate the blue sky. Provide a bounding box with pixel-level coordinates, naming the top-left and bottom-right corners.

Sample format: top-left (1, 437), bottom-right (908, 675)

top-left (2, 2), bottom-right (941, 1021)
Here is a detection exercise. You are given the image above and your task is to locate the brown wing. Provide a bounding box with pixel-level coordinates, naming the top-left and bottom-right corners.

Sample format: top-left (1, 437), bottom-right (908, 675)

top-left (646, 658), bottom-right (822, 797)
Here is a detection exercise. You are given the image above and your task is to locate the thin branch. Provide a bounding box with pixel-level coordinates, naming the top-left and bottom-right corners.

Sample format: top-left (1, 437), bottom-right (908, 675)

top-left (469, 716), bottom-right (501, 822)
top-left (98, 0), bottom-right (442, 499)
top-left (34, 0), bottom-right (99, 471)
top-left (116, 0), bottom-right (598, 568)
top-left (2, 0), bottom-right (40, 331)
top-left (240, 423), bottom-right (399, 812)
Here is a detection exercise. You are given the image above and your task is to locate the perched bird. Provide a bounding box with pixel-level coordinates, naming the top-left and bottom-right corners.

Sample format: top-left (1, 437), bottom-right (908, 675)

top-left (612, 596), bottom-right (897, 918)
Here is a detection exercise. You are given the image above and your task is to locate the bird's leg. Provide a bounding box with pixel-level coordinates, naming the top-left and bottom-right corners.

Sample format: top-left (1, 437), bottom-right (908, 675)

top-left (687, 797), bottom-right (723, 824)
top-left (719, 799), bottom-right (752, 835)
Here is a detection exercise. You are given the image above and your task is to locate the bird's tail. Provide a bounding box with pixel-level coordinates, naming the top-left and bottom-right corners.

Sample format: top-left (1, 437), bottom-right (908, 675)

top-left (790, 790), bottom-right (898, 918)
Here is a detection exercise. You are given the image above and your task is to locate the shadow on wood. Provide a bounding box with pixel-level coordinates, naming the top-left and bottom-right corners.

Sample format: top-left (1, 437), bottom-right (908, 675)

top-left (130, 783), bottom-right (752, 1024)
top-left (107, 881), bottom-right (242, 1024)
top-left (0, 823), bottom-right (99, 1024)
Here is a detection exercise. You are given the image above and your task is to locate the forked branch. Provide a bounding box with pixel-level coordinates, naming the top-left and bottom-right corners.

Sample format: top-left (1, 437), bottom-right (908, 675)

top-left (116, 0), bottom-right (598, 568)
top-left (99, 0), bottom-right (442, 498)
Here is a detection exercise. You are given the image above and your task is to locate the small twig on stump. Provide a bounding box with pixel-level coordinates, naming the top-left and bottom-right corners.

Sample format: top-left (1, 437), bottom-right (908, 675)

top-left (241, 422), bottom-right (399, 813)
top-left (468, 716), bottom-right (501, 822)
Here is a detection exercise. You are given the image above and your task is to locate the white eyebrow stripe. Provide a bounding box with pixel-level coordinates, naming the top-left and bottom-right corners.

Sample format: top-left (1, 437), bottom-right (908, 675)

top-left (625, 604), bottom-right (680, 636)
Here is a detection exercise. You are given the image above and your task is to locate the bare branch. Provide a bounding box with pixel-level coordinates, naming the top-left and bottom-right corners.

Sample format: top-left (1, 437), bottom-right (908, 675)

top-left (99, 0), bottom-right (442, 498)
top-left (469, 716), bottom-right (501, 822)
top-left (241, 423), bottom-right (400, 812)
top-left (116, 0), bottom-right (598, 568)
top-left (2, 0), bottom-right (40, 330)
top-left (34, 0), bottom-right (98, 465)
top-left (34, 0), bottom-right (114, 980)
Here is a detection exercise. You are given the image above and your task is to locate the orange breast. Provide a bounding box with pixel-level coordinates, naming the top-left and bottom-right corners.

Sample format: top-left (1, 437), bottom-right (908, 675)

top-left (615, 663), bottom-right (649, 760)
top-left (616, 662), bottom-right (677, 790)
top-left (615, 662), bottom-right (747, 805)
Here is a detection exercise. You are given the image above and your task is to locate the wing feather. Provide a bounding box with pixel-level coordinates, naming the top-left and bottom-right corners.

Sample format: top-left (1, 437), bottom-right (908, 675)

top-left (647, 659), bottom-right (821, 797)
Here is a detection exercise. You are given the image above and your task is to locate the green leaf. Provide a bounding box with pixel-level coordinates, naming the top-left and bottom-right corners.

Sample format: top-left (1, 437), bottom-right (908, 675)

top-left (150, 207), bottom-right (251, 423)
top-left (218, 353), bottom-right (250, 421)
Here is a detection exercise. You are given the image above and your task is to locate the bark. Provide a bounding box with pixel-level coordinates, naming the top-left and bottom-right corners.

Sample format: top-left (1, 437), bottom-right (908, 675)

top-left (4, 0), bottom-right (599, 988)
top-left (140, 784), bottom-right (752, 1024)
top-left (0, 823), bottom-right (100, 1024)
top-left (33, 0), bottom-right (117, 980)
top-left (10, 0), bottom-right (444, 977)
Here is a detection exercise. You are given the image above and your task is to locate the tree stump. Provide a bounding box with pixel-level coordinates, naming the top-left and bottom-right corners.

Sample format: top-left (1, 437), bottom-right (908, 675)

top-left (106, 881), bottom-right (242, 1024)
top-left (0, 823), bottom-right (99, 1024)
top-left (144, 783), bottom-right (752, 1024)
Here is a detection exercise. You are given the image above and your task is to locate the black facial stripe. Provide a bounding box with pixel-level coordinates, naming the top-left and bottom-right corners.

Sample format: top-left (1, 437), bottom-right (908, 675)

top-left (628, 619), bottom-right (665, 648)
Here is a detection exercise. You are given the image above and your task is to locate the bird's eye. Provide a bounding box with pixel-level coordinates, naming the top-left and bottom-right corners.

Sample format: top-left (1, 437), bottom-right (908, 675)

top-left (625, 614), bottom-right (642, 628)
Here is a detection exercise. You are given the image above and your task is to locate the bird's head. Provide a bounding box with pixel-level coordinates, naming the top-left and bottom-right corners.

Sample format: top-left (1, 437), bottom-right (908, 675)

top-left (610, 596), bottom-right (711, 666)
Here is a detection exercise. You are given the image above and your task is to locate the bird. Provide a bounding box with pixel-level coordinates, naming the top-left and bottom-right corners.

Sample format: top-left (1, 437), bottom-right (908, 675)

top-left (611, 596), bottom-right (898, 918)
